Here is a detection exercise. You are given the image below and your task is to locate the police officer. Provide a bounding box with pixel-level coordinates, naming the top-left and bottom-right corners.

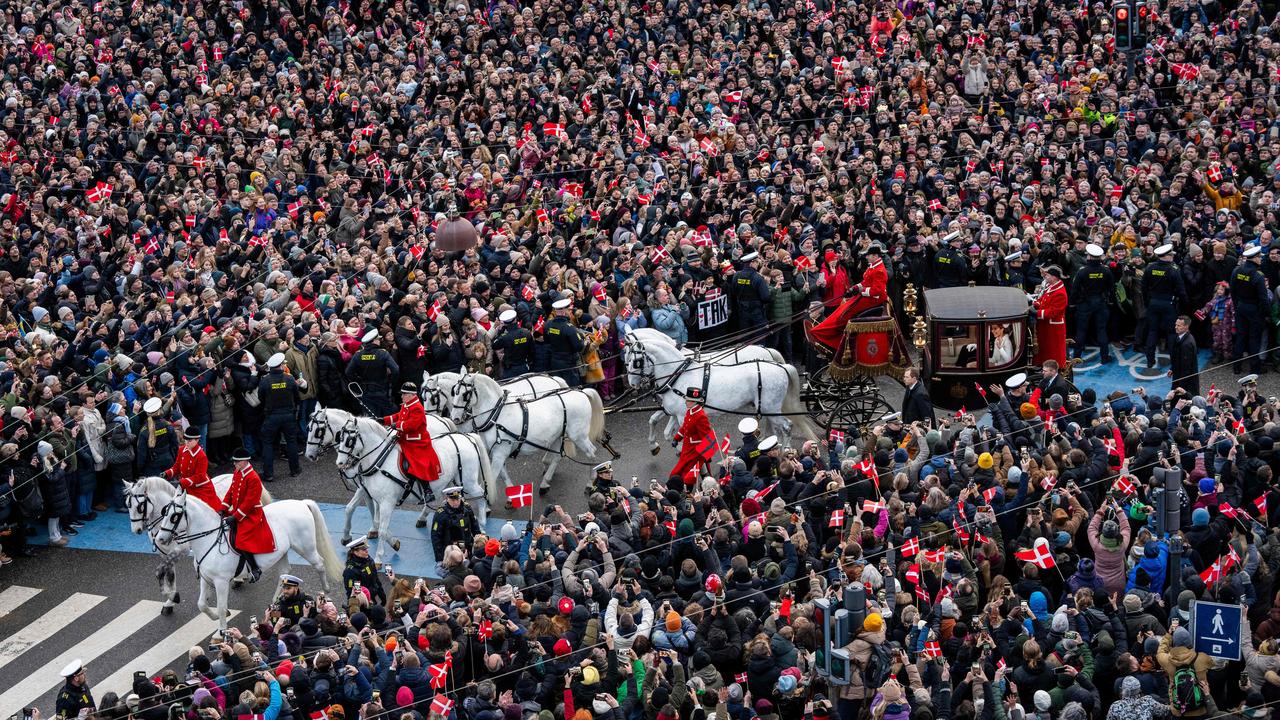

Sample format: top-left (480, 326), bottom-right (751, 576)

top-left (431, 486), bottom-right (478, 573)
top-left (56, 659), bottom-right (95, 718)
top-left (736, 417), bottom-right (762, 467)
top-left (545, 297), bottom-right (584, 386)
top-left (1141, 243), bottom-right (1187, 369)
top-left (492, 309), bottom-right (534, 379)
top-left (345, 328), bottom-right (399, 417)
top-left (259, 353), bottom-right (302, 482)
top-left (1072, 243), bottom-right (1116, 364)
top-left (733, 252), bottom-right (770, 340)
top-left (589, 461), bottom-right (616, 497)
top-left (1232, 245), bottom-right (1269, 374)
top-left (275, 574), bottom-right (313, 628)
top-left (342, 535), bottom-right (387, 605)
top-left (932, 230), bottom-right (968, 288)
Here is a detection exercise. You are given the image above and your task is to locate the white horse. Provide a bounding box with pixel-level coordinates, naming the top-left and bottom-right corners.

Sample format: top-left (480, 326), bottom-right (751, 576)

top-left (423, 371), bottom-right (569, 486)
top-left (142, 481), bottom-right (342, 634)
top-left (449, 369), bottom-right (607, 491)
top-left (125, 475), bottom-right (271, 614)
top-left (323, 411), bottom-right (498, 564)
top-left (620, 328), bottom-right (814, 449)
top-left (624, 329), bottom-right (785, 450)
top-left (304, 406), bottom-right (455, 543)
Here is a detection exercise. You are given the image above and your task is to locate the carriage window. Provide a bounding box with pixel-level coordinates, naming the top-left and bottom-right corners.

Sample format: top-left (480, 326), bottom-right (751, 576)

top-left (938, 324), bottom-right (981, 369)
top-left (986, 321), bottom-right (1024, 371)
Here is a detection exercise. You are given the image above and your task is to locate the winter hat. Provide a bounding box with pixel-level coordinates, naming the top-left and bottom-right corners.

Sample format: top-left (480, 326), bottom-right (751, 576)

top-left (1007, 466), bottom-right (1023, 485)
top-left (864, 613), bottom-right (884, 632)
top-left (666, 611), bottom-right (682, 632)
top-left (1076, 558), bottom-right (1095, 577)
top-left (1192, 508), bottom-right (1209, 526)
top-left (553, 638), bottom-right (572, 656)
top-left (1123, 593), bottom-right (1142, 612)
top-left (727, 684), bottom-right (744, 703)
top-left (1199, 477), bottom-right (1216, 494)
top-left (1173, 628), bottom-right (1193, 648)
top-left (977, 452), bottom-right (993, 469)
top-left (1051, 612), bottom-right (1068, 633)
top-left (1120, 676), bottom-right (1141, 698)
top-left (500, 522), bottom-right (519, 541)
top-left (192, 689), bottom-right (213, 707)
top-left (1033, 691), bottom-right (1052, 712)
top-left (582, 666), bottom-right (599, 686)
top-left (777, 674), bottom-right (798, 693)
top-left (396, 686), bottom-right (414, 707)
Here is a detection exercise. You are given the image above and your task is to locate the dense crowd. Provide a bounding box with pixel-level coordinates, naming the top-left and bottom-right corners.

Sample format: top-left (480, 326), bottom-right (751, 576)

top-left (4, 0), bottom-right (1280, 717)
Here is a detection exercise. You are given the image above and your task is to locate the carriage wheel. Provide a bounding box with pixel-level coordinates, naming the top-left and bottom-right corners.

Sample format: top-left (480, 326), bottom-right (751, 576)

top-left (827, 393), bottom-right (895, 435)
top-left (804, 367), bottom-right (845, 420)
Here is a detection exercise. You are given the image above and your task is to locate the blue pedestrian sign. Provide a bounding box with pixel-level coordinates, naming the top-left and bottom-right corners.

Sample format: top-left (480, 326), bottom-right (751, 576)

top-left (1191, 600), bottom-right (1242, 660)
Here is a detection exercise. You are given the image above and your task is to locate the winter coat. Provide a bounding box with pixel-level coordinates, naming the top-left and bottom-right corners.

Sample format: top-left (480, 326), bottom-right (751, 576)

top-left (176, 364), bottom-right (213, 426)
top-left (104, 420), bottom-right (136, 466)
top-left (229, 364), bottom-right (264, 430)
top-left (38, 460), bottom-right (72, 518)
top-left (284, 343), bottom-right (320, 401)
top-left (81, 408), bottom-right (108, 471)
top-left (208, 375), bottom-right (236, 439)
top-left (1156, 634), bottom-right (1214, 717)
top-left (651, 304), bottom-right (688, 345)
top-left (315, 346), bottom-right (348, 410)
top-left (650, 617), bottom-right (697, 653)
top-left (1088, 511), bottom-right (1131, 594)
top-left (836, 626), bottom-right (886, 700)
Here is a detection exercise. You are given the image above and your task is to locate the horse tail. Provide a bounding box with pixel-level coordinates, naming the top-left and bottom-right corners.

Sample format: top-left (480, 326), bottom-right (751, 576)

top-left (305, 500), bottom-right (343, 586)
top-left (586, 388), bottom-right (607, 444)
top-left (768, 348), bottom-right (785, 363)
top-left (782, 363), bottom-right (819, 440)
top-left (472, 433), bottom-right (500, 503)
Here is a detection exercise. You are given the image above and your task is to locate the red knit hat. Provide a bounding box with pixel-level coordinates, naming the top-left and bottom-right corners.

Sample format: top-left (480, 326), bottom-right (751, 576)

top-left (553, 638), bottom-right (572, 656)
top-left (558, 596), bottom-right (575, 615)
top-left (485, 538), bottom-right (501, 557)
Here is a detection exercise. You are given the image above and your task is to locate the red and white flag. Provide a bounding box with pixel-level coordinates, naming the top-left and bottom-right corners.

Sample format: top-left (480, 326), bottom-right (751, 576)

top-left (1113, 476), bottom-right (1136, 496)
top-left (915, 584), bottom-right (931, 603)
top-left (928, 198), bottom-right (943, 211)
top-left (922, 548), bottom-right (946, 563)
top-left (185, 214), bottom-right (196, 228)
top-left (1220, 502), bottom-right (1240, 519)
top-left (899, 537), bottom-right (920, 558)
top-left (982, 486), bottom-right (998, 503)
top-left (718, 434), bottom-right (732, 455)
top-left (722, 90), bottom-right (742, 104)
top-left (1171, 62), bottom-right (1200, 81)
top-left (430, 694), bottom-right (454, 716)
top-left (427, 662), bottom-right (450, 689)
top-left (952, 520), bottom-right (971, 545)
top-left (287, 200), bottom-right (304, 219)
top-left (829, 428), bottom-right (845, 445)
top-left (1256, 494), bottom-right (1268, 519)
top-left (735, 672), bottom-right (748, 684)
top-left (533, 316), bottom-right (546, 334)
top-left (758, 481), bottom-right (779, 500)
top-left (904, 563), bottom-right (921, 584)
top-left (699, 137), bottom-right (719, 157)
top-left (650, 245), bottom-right (670, 264)
top-left (829, 509), bottom-right (845, 528)
top-left (427, 297), bottom-right (446, 322)
top-left (1014, 537), bottom-right (1056, 569)
top-left (543, 122), bottom-right (566, 139)
top-left (506, 483), bottom-right (533, 509)
top-left (521, 284), bottom-right (537, 301)
top-left (477, 619), bottom-right (493, 640)
top-left (923, 640), bottom-right (942, 658)
top-left (857, 458), bottom-right (879, 487)
top-left (535, 208), bottom-right (549, 224)
top-left (862, 499), bottom-right (885, 514)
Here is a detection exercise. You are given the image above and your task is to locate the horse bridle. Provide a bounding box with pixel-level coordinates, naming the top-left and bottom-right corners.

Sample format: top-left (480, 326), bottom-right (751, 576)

top-left (126, 485), bottom-right (166, 535)
top-left (422, 378), bottom-right (448, 413)
top-left (307, 408), bottom-right (335, 450)
top-left (334, 416), bottom-right (395, 478)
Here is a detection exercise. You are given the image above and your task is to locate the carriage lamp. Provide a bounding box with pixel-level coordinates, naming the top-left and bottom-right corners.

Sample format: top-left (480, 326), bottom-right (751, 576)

top-left (903, 284), bottom-right (917, 314)
top-left (912, 315), bottom-right (927, 349)
top-left (436, 203), bottom-right (479, 252)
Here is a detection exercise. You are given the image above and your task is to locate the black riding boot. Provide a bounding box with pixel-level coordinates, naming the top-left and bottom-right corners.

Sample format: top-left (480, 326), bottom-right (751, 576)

top-left (238, 551), bottom-right (262, 583)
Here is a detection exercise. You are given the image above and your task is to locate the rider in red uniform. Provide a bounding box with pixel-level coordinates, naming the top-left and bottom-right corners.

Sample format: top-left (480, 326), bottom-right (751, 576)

top-left (808, 244), bottom-right (889, 351)
top-left (669, 387), bottom-right (714, 490)
top-left (222, 447), bottom-right (274, 582)
top-left (382, 383), bottom-right (442, 501)
top-left (165, 428), bottom-right (221, 510)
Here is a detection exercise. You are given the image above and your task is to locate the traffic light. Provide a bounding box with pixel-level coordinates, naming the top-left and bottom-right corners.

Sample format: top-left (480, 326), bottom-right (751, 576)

top-left (1134, 0), bottom-right (1150, 44)
top-left (1113, 3), bottom-right (1132, 51)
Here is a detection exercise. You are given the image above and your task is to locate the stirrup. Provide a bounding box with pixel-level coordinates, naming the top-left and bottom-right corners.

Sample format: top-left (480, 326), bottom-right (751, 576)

top-left (420, 482), bottom-right (436, 503)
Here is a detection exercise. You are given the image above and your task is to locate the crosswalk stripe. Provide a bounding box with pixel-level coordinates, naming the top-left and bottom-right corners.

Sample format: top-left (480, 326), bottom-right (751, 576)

top-left (0, 592), bottom-right (105, 671)
top-left (95, 610), bottom-right (239, 700)
top-left (0, 585), bottom-right (41, 619)
top-left (0, 599), bottom-right (162, 714)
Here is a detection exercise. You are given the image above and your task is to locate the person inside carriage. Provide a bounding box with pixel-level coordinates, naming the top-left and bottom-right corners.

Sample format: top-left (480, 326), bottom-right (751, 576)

top-left (807, 243), bottom-right (889, 352)
top-left (381, 382), bottom-right (442, 502)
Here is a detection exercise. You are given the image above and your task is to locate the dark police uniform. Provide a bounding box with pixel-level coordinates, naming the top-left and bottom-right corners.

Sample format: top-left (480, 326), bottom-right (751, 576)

top-left (493, 325), bottom-right (534, 379)
top-left (258, 367), bottom-right (302, 481)
top-left (932, 244), bottom-right (968, 288)
top-left (733, 265), bottom-right (771, 338)
top-left (1231, 256), bottom-right (1270, 373)
top-left (430, 500), bottom-right (479, 562)
top-left (56, 679), bottom-right (94, 718)
top-left (345, 345), bottom-right (399, 416)
top-left (343, 551), bottom-right (387, 605)
top-left (1071, 260), bottom-right (1116, 362)
top-left (1141, 257), bottom-right (1186, 367)
top-left (276, 587), bottom-right (313, 627)
top-left (545, 315), bottom-right (584, 386)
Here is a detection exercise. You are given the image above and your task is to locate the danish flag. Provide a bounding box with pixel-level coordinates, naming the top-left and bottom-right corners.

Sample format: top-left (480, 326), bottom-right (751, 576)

top-left (193, 156), bottom-right (208, 171)
top-left (718, 434), bottom-right (732, 455)
top-left (862, 499), bottom-right (886, 514)
top-left (829, 509), bottom-right (845, 528)
top-left (522, 284), bottom-right (537, 301)
top-left (1171, 63), bottom-right (1200, 81)
top-left (85, 183), bottom-right (108, 203)
top-left (735, 672), bottom-right (748, 684)
top-left (758, 481), bottom-right (779, 500)
top-left (982, 486), bottom-right (998, 503)
top-left (1200, 558), bottom-right (1225, 586)
top-left (1219, 502), bottom-right (1240, 519)
top-left (637, 193), bottom-right (652, 205)
top-left (427, 662), bottom-right (449, 689)
top-left (536, 208), bottom-right (549, 224)
top-left (1113, 476), bottom-right (1136, 496)
top-left (831, 56), bottom-right (846, 75)
top-left (699, 137), bottom-right (719, 157)
top-left (899, 537), bottom-right (920, 558)
top-left (581, 95), bottom-right (593, 114)
top-left (965, 158), bottom-right (977, 173)
top-left (430, 695), bottom-right (454, 715)
top-left (477, 619), bottom-right (493, 640)
top-left (922, 548), bottom-right (946, 563)
top-left (427, 297), bottom-right (445, 322)
top-left (829, 429), bottom-right (845, 445)
top-left (935, 583), bottom-right (953, 604)
top-left (562, 182), bottom-right (584, 198)
top-left (633, 129), bottom-right (651, 148)
top-left (904, 563), bottom-right (920, 584)
top-left (1207, 163), bottom-right (1223, 183)
top-left (543, 122), bottom-right (566, 139)
top-left (505, 483), bottom-right (532, 508)
top-left (144, 236), bottom-right (160, 254)
top-left (593, 284), bottom-right (608, 303)
top-left (953, 520), bottom-right (971, 545)
top-left (650, 245), bottom-right (670, 264)
top-left (722, 90), bottom-right (742, 104)
top-left (288, 200), bottom-right (304, 219)
top-left (533, 316), bottom-right (546, 333)
top-left (1015, 537), bottom-right (1056, 568)
top-left (1256, 494), bottom-right (1268, 519)
top-left (928, 198), bottom-right (943, 211)
top-left (1111, 184), bottom-right (1123, 199)
top-left (923, 640), bottom-right (942, 658)
top-left (794, 255), bottom-right (813, 272)
top-left (185, 214), bottom-right (196, 228)
top-left (915, 584), bottom-right (931, 603)
top-left (857, 458), bottom-right (879, 487)
top-left (213, 46), bottom-right (224, 62)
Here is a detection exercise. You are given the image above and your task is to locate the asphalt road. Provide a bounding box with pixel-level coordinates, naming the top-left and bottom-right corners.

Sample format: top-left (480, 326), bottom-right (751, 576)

top-left (0, 353), bottom-right (1261, 716)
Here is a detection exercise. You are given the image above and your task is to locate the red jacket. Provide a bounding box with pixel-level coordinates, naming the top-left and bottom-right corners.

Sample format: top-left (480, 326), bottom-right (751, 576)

top-left (670, 405), bottom-right (714, 482)
top-left (166, 445), bottom-right (220, 511)
top-left (1033, 280), bottom-right (1068, 368)
top-left (223, 464), bottom-right (275, 553)
top-left (858, 260), bottom-right (889, 300)
top-left (383, 397), bottom-right (442, 483)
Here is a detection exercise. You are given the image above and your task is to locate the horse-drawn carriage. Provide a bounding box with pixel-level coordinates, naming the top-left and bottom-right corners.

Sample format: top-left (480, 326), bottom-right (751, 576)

top-left (803, 284), bottom-right (1075, 431)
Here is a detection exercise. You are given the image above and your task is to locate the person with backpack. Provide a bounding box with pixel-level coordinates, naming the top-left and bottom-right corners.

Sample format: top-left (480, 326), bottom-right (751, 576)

top-left (836, 611), bottom-right (889, 720)
top-left (1158, 626), bottom-right (1215, 718)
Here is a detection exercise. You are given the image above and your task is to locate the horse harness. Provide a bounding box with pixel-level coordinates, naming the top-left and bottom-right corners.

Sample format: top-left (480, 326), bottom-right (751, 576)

top-left (335, 417), bottom-right (427, 507)
top-left (628, 339), bottom-right (767, 415)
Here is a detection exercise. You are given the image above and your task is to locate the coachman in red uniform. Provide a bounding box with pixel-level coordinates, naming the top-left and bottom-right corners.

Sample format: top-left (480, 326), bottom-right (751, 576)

top-left (383, 383), bottom-right (442, 500)
top-left (808, 244), bottom-right (890, 351)
top-left (669, 387), bottom-right (714, 489)
top-left (222, 447), bottom-right (274, 582)
top-left (1032, 266), bottom-right (1069, 369)
top-left (165, 427), bottom-right (221, 510)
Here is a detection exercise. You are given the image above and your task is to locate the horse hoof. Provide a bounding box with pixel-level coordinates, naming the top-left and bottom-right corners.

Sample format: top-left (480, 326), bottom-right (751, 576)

top-left (232, 580), bottom-right (243, 590)
top-left (415, 519), bottom-right (427, 529)
top-left (650, 445), bottom-right (660, 456)
top-left (539, 485), bottom-right (551, 495)
top-left (368, 530), bottom-right (380, 539)
top-left (161, 605), bottom-right (174, 616)
top-left (341, 536), bottom-right (352, 546)
top-left (391, 539), bottom-right (401, 552)
top-left (173, 591), bottom-right (181, 604)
